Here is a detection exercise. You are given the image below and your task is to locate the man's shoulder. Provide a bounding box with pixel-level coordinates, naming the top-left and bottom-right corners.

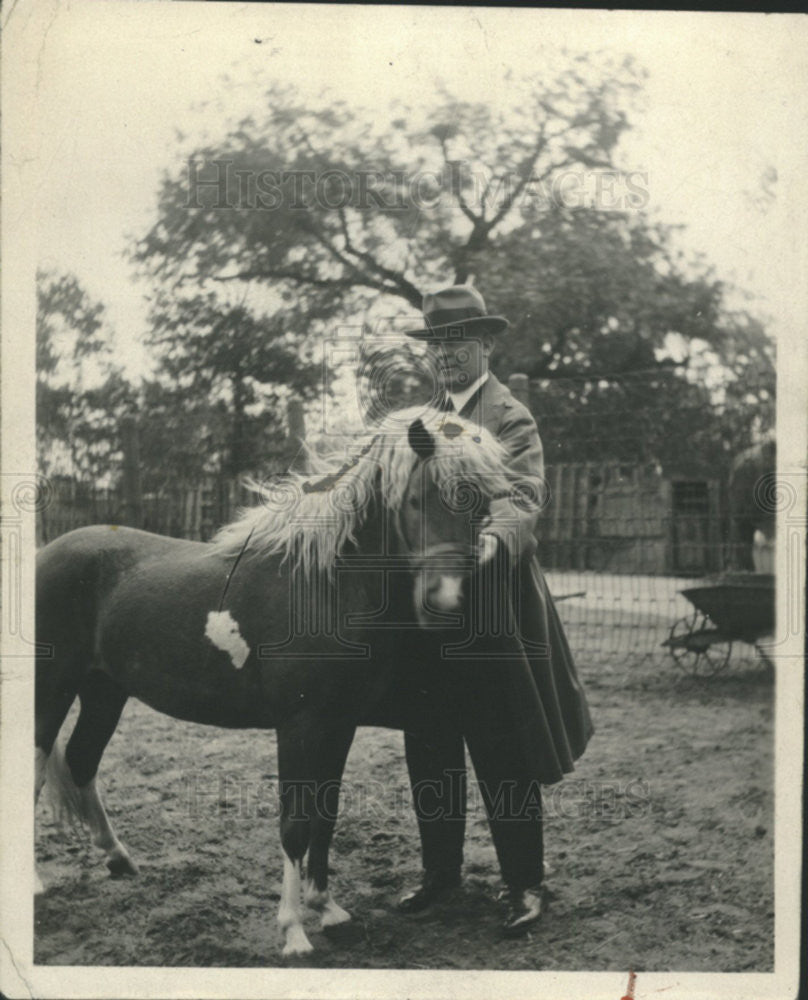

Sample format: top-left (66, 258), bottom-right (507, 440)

top-left (484, 375), bottom-right (537, 426)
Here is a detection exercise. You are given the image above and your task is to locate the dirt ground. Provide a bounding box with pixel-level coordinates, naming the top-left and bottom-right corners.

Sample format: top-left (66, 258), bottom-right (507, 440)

top-left (34, 617), bottom-right (774, 972)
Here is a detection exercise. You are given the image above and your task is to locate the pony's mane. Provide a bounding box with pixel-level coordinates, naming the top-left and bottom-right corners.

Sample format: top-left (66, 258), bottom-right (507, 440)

top-left (212, 406), bottom-right (513, 574)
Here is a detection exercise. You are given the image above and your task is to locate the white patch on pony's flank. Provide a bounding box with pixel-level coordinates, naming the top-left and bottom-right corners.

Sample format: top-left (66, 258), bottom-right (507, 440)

top-left (204, 611), bottom-right (250, 669)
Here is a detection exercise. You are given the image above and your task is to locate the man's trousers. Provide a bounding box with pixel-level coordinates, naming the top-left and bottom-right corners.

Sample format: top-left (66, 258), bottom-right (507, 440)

top-left (402, 657), bottom-right (544, 890)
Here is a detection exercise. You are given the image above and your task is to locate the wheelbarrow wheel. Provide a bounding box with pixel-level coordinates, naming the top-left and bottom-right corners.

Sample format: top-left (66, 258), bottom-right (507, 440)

top-left (667, 612), bottom-right (733, 677)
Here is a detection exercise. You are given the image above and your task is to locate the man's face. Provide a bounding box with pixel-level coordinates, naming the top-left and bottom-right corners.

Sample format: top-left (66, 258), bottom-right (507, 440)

top-left (426, 333), bottom-right (493, 393)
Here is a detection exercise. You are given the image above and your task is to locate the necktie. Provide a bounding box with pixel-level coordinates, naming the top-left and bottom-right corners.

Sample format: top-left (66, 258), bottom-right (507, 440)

top-left (440, 395), bottom-right (455, 412)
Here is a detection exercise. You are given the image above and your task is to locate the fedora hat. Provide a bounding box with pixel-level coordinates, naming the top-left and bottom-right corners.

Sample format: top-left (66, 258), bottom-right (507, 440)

top-left (405, 285), bottom-right (509, 340)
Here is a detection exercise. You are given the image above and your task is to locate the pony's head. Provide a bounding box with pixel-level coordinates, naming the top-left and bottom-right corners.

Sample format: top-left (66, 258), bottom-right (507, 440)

top-left (214, 406), bottom-right (517, 629)
top-left (396, 413), bottom-right (502, 626)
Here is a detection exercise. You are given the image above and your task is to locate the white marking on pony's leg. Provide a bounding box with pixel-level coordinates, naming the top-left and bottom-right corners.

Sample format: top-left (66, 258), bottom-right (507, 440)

top-left (319, 896), bottom-right (352, 929)
top-left (278, 855), bottom-right (313, 956)
top-left (303, 877), bottom-right (327, 910)
top-left (78, 778), bottom-right (139, 877)
top-left (304, 877), bottom-right (351, 929)
top-left (43, 742), bottom-right (85, 829)
top-left (35, 747), bottom-right (49, 803)
top-left (34, 748), bottom-right (50, 894)
top-left (204, 610), bottom-right (250, 669)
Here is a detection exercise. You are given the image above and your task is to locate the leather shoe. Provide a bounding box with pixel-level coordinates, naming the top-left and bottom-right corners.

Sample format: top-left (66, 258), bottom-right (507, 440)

top-left (501, 885), bottom-right (544, 937)
top-left (397, 869), bottom-right (462, 914)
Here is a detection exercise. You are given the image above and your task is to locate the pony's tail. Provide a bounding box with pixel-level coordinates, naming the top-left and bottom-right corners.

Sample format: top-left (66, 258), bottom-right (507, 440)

top-left (42, 742), bottom-right (88, 831)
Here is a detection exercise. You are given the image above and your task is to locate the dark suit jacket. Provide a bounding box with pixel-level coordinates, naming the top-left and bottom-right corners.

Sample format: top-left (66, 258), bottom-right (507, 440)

top-left (449, 372), bottom-right (594, 783)
top-left (454, 373), bottom-right (545, 559)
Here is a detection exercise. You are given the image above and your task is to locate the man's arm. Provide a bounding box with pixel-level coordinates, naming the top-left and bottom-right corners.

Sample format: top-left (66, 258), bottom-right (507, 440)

top-left (483, 406), bottom-right (546, 561)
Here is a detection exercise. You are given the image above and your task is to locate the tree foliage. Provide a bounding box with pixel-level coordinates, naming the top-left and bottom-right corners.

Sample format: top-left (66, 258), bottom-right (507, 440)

top-left (473, 207), bottom-right (775, 470)
top-left (144, 289), bottom-right (320, 475)
top-left (36, 269), bottom-right (135, 480)
top-left (134, 57), bottom-right (645, 307)
top-left (125, 54), bottom-right (774, 475)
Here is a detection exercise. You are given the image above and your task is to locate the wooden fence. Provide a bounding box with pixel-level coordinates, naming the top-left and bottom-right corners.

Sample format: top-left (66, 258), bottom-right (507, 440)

top-left (539, 462), bottom-right (726, 575)
top-left (36, 474), bottom-right (259, 546)
top-left (36, 399), bottom-right (308, 547)
top-left (36, 385), bottom-right (737, 575)
top-left (37, 461), bottom-right (731, 576)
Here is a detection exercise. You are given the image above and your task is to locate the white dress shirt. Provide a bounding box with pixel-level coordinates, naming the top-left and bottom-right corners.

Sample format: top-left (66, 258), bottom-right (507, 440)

top-left (446, 371), bottom-right (489, 414)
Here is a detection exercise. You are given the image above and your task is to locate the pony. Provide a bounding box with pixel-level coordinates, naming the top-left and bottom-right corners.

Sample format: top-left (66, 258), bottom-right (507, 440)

top-left (35, 407), bottom-right (518, 956)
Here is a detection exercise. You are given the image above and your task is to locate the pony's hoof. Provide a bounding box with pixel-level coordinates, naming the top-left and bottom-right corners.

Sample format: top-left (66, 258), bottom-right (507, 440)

top-left (107, 851), bottom-right (139, 878)
top-left (281, 925), bottom-right (314, 957)
top-left (320, 902), bottom-right (351, 929)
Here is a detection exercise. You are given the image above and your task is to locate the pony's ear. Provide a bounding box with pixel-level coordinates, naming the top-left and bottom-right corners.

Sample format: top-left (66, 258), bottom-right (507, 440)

top-left (408, 418), bottom-right (435, 460)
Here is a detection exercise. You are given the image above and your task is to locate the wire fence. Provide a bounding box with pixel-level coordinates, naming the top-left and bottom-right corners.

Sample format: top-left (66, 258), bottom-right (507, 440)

top-left (33, 471), bottom-right (775, 673)
top-left (33, 379), bottom-right (777, 672)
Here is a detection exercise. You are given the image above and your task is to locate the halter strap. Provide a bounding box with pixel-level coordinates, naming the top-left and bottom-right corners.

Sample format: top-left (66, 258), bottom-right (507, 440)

top-left (403, 541), bottom-right (478, 572)
top-left (301, 434), bottom-right (380, 494)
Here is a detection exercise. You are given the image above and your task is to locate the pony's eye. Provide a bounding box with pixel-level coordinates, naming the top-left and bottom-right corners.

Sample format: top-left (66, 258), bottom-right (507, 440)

top-left (408, 495), bottom-right (420, 509)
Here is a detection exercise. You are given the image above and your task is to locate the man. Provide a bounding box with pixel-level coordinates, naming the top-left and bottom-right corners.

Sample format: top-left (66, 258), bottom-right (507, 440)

top-left (397, 285), bottom-right (594, 936)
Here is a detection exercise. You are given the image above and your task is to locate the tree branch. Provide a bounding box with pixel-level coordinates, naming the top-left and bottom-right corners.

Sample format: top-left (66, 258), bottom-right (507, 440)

top-left (212, 268), bottom-right (396, 295)
top-left (439, 137), bottom-right (481, 226)
top-left (486, 120), bottom-right (548, 231)
top-left (328, 206), bottom-right (423, 307)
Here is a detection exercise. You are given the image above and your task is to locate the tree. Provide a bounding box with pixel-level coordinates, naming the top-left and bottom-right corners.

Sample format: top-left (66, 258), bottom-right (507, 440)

top-left (470, 206), bottom-right (775, 471)
top-left (131, 56), bottom-right (773, 470)
top-left (143, 289), bottom-right (321, 476)
top-left (36, 269), bottom-right (136, 481)
top-left (134, 57), bottom-right (644, 308)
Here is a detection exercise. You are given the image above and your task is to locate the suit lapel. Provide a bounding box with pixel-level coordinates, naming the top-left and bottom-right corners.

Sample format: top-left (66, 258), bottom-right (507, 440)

top-left (456, 381), bottom-right (486, 419)
top-left (462, 373), bottom-right (508, 433)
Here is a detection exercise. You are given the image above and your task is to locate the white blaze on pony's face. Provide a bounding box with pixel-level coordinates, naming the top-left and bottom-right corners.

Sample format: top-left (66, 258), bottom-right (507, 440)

top-left (204, 610), bottom-right (250, 669)
top-left (430, 574), bottom-right (464, 610)
top-left (404, 416), bottom-right (497, 628)
top-left (412, 569), bottom-right (465, 628)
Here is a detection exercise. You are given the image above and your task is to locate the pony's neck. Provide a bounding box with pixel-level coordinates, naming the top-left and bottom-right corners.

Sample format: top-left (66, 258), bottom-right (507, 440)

top-left (336, 485), bottom-right (391, 562)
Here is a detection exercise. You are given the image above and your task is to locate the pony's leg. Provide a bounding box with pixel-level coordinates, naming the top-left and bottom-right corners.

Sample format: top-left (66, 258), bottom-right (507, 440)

top-left (63, 670), bottom-right (138, 877)
top-left (34, 746), bottom-right (49, 893)
top-left (35, 650), bottom-right (83, 800)
top-left (276, 724), bottom-right (316, 957)
top-left (35, 654), bottom-right (83, 893)
top-left (35, 747), bottom-right (50, 802)
top-left (278, 853), bottom-right (311, 957)
top-left (304, 725), bottom-right (355, 930)
top-left (78, 777), bottom-right (139, 878)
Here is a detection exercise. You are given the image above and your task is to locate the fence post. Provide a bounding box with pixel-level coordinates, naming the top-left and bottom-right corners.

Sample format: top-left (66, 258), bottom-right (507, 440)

top-left (121, 414), bottom-right (143, 528)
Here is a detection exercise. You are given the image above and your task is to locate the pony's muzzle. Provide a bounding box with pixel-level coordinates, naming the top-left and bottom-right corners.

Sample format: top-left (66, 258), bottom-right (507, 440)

top-left (409, 544), bottom-right (474, 627)
top-left (426, 574), bottom-right (464, 612)
top-left (413, 571), bottom-right (465, 628)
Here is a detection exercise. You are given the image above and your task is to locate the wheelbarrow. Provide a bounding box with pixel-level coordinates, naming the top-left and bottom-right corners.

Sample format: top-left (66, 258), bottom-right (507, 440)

top-left (662, 573), bottom-right (775, 677)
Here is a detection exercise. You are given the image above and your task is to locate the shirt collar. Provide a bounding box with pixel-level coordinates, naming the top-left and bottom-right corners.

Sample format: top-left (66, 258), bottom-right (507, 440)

top-left (447, 370), bottom-right (489, 414)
